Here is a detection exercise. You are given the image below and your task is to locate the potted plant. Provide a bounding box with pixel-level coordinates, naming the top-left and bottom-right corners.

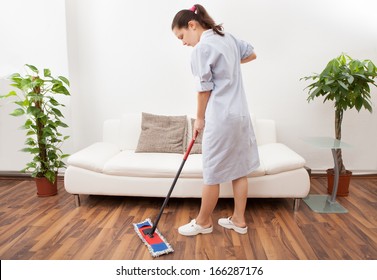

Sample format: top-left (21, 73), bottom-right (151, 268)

top-left (301, 54), bottom-right (377, 196)
top-left (0, 64), bottom-right (70, 196)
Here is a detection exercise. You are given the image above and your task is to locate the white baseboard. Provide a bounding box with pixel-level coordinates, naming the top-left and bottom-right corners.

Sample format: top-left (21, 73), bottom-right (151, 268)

top-left (0, 171), bottom-right (65, 177)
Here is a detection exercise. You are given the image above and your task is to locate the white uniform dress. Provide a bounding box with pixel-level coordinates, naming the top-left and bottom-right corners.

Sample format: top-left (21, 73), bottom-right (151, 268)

top-left (191, 30), bottom-right (260, 185)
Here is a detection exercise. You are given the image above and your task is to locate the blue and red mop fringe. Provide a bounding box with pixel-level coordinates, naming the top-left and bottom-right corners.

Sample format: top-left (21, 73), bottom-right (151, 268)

top-left (133, 218), bottom-right (174, 257)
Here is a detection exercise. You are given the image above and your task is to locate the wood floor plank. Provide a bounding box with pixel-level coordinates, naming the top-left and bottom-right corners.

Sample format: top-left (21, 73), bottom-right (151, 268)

top-left (0, 175), bottom-right (376, 259)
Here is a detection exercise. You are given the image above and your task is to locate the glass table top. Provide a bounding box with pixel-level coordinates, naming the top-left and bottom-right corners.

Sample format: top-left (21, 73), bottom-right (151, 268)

top-left (301, 137), bottom-right (352, 149)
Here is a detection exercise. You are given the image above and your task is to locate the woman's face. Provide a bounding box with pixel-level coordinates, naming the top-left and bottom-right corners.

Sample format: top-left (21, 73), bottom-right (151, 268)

top-left (173, 21), bottom-right (201, 47)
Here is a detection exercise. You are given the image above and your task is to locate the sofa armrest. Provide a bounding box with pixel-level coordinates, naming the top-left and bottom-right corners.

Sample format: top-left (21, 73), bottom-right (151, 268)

top-left (67, 142), bottom-right (120, 173)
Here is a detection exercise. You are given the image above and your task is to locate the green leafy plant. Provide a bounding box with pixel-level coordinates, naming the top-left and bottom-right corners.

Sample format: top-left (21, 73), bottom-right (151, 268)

top-left (302, 54), bottom-right (377, 174)
top-left (0, 64), bottom-right (70, 183)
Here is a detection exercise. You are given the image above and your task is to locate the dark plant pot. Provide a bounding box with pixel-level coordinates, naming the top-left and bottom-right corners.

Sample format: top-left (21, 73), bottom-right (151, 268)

top-left (326, 168), bottom-right (352, 197)
top-left (35, 176), bottom-right (58, 197)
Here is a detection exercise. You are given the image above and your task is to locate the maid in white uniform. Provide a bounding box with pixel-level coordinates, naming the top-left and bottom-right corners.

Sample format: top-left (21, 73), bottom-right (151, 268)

top-left (172, 4), bottom-right (260, 236)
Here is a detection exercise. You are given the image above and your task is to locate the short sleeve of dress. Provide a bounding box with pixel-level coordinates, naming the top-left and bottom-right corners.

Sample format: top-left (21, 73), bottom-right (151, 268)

top-left (191, 44), bottom-right (214, 92)
top-left (236, 38), bottom-right (254, 60)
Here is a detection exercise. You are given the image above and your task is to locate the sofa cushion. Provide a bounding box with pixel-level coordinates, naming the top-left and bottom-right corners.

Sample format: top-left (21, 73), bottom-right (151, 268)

top-left (258, 143), bottom-right (306, 175)
top-left (135, 112), bottom-right (187, 154)
top-left (103, 150), bottom-right (201, 178)
top-left (103, 150), bottom-right (265, 179)
top-left (67, 142), bottom-right (120, 173)
top-left (248, 160), bottom-right (266, 177)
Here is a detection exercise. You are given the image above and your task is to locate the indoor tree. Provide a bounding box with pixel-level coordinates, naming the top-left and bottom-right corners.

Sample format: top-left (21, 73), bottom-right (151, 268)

top-left (302, 53), bottom-right (377, 175)
top-left (1, 64), bottom-right (70, 193)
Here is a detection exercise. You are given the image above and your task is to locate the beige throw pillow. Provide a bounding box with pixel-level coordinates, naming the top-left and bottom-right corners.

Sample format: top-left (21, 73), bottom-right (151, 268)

top-left (136, 112), bottom-right (187, 154)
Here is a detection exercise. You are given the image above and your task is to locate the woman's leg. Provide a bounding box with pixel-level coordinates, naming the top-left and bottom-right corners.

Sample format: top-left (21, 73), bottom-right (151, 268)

top-left (195, 184), bottom-right (220, 228)
top-left (231, 176), bottom-right (248, 227)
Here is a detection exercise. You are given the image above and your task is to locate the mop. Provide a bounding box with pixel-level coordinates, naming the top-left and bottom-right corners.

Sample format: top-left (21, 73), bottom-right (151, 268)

top-left (133, 131), bottom-right (199, 257)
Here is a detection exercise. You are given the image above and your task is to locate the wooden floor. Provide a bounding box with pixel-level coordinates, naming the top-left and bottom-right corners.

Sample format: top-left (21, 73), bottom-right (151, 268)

top-left (0, 175), bottom-right (376, 260)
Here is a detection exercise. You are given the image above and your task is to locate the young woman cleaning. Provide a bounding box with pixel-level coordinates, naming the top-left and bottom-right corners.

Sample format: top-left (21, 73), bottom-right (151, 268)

top-left (172, 4), bottom-right (260, 236)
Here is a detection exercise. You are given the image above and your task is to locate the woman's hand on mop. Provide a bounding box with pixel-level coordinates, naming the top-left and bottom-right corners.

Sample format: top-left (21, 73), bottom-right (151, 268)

top-left (194, 118), bottom-right (205, 134)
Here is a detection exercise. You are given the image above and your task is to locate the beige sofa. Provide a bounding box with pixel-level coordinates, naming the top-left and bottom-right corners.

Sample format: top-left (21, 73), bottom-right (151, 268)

top-left (64, 113), bottom-right (310, 210)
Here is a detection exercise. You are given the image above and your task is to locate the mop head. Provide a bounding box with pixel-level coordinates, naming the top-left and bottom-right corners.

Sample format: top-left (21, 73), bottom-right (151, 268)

top-left (133, 218), bottom-right (174, 257)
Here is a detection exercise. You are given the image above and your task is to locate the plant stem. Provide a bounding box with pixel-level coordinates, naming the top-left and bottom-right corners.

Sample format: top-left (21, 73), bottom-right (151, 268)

top-left (33, 78), bottom-right (48, 177)
top-left (335, 109), bottom-right (346, 174)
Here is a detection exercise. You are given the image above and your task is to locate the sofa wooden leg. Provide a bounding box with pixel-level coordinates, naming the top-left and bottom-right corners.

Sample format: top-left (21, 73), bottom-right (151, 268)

top-left (74, 194), bottom-right (81, 207)
top-left (293, 198), bottom-right (300, 211)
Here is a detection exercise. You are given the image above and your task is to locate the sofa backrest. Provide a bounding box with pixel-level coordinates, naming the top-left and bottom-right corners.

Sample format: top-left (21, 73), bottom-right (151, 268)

top-left (103, 113), bottom-right (277, 150)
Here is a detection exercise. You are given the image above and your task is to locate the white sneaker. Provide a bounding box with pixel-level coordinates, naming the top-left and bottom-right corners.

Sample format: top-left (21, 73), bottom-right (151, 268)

top-left (218, 217), bottom-right (248, 234)
top-left (178, 219), bottom-right (213, 236)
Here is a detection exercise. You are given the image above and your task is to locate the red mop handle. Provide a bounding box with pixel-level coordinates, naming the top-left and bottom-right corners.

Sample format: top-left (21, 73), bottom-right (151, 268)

top-left (183, 130), bottom-right (199, 160)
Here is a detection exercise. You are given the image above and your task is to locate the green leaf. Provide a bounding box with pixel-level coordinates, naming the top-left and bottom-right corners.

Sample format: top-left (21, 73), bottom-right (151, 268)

top-left (10, 108), bottom-right (25, 116)
top-left (338, 80), bottom-right (348, 90)
top-left (52, 84), bottom-right (70, 95)
top-left (26, 162), bottom-right (37, 169)
top-left (56, 121), bottom-right (68, 128)
top-left (48, 151), bottom-right (58, 161)
top-left (58, 76), bottom-right (70, 86)
top-left (10, 73), bottom-right (21, 78)
top-left (25, 119), bottom-right (33, 126)
top-left (20, 78), bottom-right (32, 91)
top-left (0, 91), bottom-right (17, 99)
top-left (353, 74), bottom-right (368, 80)
top-left (347, 75), bottom-right (354, 84)
top-left (32, 77), bottom-right (44, 88)
top-left (22, 119), bottom-right (33, 130)
top-left (27, 106), bottom-right (41, 117)
top-left (31, 148), bottom-right (40, 154)
top-left (14, 99), bottom-right (30, 108)
top-left (45, 170), bottom-right (56, 184)
top-left (25, 64), bottom-right (39, 73)
top-left (42, 127), bottom-right (55, 137)
top-left (51, 108), bottom-right (64, 117)
top-left (31, 170), bottom-right (39, 178)
top-left (44, 68), bottom-right (51, 77)
top-left (367, 61), bottom-right (374, 73)
top-left (48, 97), bottom-right (60, 106)
top-left (25, 137), bottom-right (37, 146)
top-left (355, 96), bottom-right (363, 111)
top-left (325, 79), bottom-right (335, 85)
top-left (339, 54), bottom-right (347, 65)
top-left (58, 161), bottom-right (66, 168)
top-left (363, 99), bottom-right (373, 113)
top-left (311, 86), bottom-right (322, 97)
top-left (20, 148), bottom-right (31, 153)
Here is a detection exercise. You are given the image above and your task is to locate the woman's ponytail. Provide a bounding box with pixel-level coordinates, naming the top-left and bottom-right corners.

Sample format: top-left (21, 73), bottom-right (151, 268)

top-left (194, 4), bottom-right (224, 36)
top-left (171, 4), bottom-right (224, 36)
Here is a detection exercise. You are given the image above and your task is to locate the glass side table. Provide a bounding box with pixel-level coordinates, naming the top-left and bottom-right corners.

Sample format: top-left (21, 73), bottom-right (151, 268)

top-left (302, 137), bottom-right (352, 213)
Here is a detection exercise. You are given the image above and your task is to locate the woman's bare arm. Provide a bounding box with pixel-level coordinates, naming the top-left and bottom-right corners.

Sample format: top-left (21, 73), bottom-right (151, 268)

top-left (241, 52), bottom-right (257, 64)
top-left (194, 91), bottom-right (211, 134)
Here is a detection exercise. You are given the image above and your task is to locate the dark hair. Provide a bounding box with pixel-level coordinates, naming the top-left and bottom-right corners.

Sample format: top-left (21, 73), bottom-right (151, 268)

top-left (171, 4), bottom-right (224, 36)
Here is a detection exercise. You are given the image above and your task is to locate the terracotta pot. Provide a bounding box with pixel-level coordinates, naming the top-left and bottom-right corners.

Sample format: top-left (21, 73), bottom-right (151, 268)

top-left (35, 176), bottom-right (58, 197)
top-left (326, 168), bottom-right (352, 197)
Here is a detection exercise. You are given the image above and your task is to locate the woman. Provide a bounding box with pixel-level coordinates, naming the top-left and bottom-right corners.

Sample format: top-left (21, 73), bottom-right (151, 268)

top-left (172, 4), bottom-right (260, 236)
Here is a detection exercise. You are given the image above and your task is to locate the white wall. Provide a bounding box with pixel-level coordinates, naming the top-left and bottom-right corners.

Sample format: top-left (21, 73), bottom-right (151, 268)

top-left (1, 0), bottom-right (376, 174)
top-left (0, 0), bottom-right (71, 171)
top-left (65, 0), bottom-right (377, 173)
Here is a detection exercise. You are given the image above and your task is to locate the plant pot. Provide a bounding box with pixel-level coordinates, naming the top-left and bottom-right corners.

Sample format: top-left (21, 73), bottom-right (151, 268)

top-left (35, 176), bottom-right (58, 197)
top-left (326, 168), bottom-right (352, 197)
